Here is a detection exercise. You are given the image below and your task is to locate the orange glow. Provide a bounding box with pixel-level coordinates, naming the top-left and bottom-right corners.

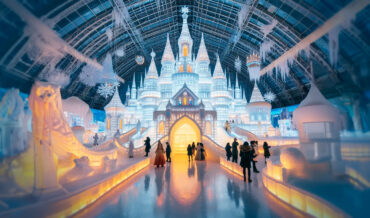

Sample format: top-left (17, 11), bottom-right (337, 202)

top-left (158, 121), bottom-right (165, 135)
top-left (48, 158), bottom-right (150, 217)
top-left (170, 155), bottom-right (200, 205)
top-left (119, 119), bottom-right (123, 129)
top-left (170, 116), bottom-right (200, 154)
top-left (179, 64), bottom-right (184, 72)
top-left (187, 64), bottom-right (192, 72)
top-left (107, 118), bottom-right (110, 129)
top-left (183, 45), bottom-right (188, 56)
top-left (183, 96), bottom-right (187, 105)
top-left (262, 169), bottom-right (348, 218)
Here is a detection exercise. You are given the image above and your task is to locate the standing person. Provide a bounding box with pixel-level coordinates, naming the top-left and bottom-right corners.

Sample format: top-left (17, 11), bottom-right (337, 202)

top-left (240, 142), bottom-right (253, 182)
top-left (187, 144), bottom-right (193, 161)
top-left (200, 143), bottom-right (206, 161)
top-left (195, 143), bottom-right (202, 160)
top-left (191, 142), bottom-right (196, 156)
top-left (154, 140), bottom-right (165, 167)
top-left (128, 140), bottom-right (134, 158)
top-left (144, 137), bottom-right (151, 157)
top-left (250, 141), bottom-right (260, 173)
top-left (114, 129), bottom-right (120, 138)
top-left (263, 142), bottom-right (271, 164)
top-left (93, 133), bottom-right (99, 146)
top-left (165, 142), bottom-right (172, 162)
top-left (225, 142), bottom-right (232, 161)
top-left (232, 138), bottom-right (239, 163)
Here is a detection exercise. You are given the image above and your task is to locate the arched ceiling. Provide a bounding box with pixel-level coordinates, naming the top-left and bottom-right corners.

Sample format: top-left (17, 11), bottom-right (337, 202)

top-left (0, 0), bottom-right (369, 109)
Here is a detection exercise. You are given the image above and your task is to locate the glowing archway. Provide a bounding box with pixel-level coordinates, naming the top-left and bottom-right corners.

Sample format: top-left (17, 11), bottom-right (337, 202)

top-left (169, 116), bottom-right (201, 154)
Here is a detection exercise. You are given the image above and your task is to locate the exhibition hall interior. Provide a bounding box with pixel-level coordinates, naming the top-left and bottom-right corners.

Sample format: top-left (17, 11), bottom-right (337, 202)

top-left (0, 0), bottom-right (369, 217)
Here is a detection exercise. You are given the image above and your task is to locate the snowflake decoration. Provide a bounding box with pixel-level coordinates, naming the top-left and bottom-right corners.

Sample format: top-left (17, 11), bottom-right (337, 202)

top-left (97, 83), bottom-right (116, 98)
top-left (264, 91), bottom-right (276, 103)
top-left (234, 56), bottom-right (242, 73)
top-left (181, 6), bottom-right (189, 14)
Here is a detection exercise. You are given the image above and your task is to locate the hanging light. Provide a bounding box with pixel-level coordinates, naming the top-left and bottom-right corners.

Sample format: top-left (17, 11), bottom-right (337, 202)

top-left (246, 53), bottom-right (261, 81)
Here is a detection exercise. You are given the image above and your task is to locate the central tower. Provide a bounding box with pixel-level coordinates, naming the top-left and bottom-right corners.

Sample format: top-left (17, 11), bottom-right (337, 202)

top-left (172, 6), bottom-right (198, 95)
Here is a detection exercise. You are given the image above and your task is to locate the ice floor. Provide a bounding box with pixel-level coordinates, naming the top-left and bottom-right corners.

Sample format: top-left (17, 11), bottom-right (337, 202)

top-left (76, 155), bottom-right (301, 218)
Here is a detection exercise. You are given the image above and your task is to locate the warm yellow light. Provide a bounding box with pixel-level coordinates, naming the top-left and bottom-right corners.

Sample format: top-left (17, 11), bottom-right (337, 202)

top-left (179, 64), bottom-right (184, 72)
top-left (119, 119), bottom-right (123, 129)
top-left (170, 116), bottom-right (200, 154)
top-left (158, 121), bottom-right (165, 135)
top-left (183, 45), bottom-right (188, 57)
top-left (107, 118), bottom-right (110, 129)
top-left (187, 64), bottom-right (192, 72)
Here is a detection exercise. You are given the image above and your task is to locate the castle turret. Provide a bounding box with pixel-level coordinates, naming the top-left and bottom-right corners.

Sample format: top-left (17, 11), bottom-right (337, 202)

top-left (246, 82), bottom-right (272, 136)
top-left (196, 33), bottom-right (211, 99)
top-left (211, 54), bottom-right (232, 123)
top-left (178, 6), bottom-right (193, 61)
top-left (131, 73), bottom-right (137, 100)
top-left (159, 34), bottom-right (175, 99)
top-left (141, 50), bottom-right (160, 126)
top-left (172, 7), bottom-right (198, 95)
top-left (104, 87), bottom-right (125, 137)
top-left (234, 74), bottom-right (242, 99)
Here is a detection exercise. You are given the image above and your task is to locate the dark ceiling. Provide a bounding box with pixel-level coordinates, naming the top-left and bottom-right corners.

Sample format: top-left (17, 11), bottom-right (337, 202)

top-left (0, 0), bottom-right (369, 109)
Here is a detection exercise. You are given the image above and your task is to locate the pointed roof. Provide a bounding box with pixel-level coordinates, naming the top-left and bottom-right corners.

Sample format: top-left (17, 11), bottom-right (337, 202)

top-left (235, 74), bottom-right (240, 89)
top-left (299, 83), bottom-right (332, 108)
top-left (249, 82), bottom-right (265, 103)
top-left (178, 6), bottom-right (193, 47)
top-left (132, 73), bottom-right (136, 89)
top-left (161, 34), bottom-right (175, 63)
top-left (228, 75), bottom-right (232, 89)
top-left (104, 88), bottom-right (125, 109)
top-left (172, 83), bottom-right (199, 103)
top-left (140, 73), bottom-right (143, 88)
top-left (196, 33), bottom-right (210, 62)
top-left (145, 50), bottom-right (159, 79)
top-left (213, 54), bottom-right (226, 79)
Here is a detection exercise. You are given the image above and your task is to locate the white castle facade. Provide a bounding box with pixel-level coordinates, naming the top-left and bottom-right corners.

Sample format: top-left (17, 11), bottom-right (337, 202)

top-left (105, 7), bottom-right (274, 139)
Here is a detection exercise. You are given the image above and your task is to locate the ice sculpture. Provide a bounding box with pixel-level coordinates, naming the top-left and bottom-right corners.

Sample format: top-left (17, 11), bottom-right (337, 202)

top-left (62, 96), bottom-right (93, 128)
top-left (0, 88), bottom-right (29, 157)
top-left (293, 83), bottom-right (345, 169)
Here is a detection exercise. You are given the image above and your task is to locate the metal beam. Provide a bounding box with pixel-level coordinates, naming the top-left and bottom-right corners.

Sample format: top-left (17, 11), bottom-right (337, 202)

top-left (0, 0), bottom-right (103, 70)
top-left (260, 0), bottom-right (369, 75)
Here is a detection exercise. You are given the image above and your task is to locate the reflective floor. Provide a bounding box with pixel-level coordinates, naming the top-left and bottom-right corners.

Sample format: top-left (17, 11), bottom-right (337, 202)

top-left (76, 155), bottom-right (300, 218)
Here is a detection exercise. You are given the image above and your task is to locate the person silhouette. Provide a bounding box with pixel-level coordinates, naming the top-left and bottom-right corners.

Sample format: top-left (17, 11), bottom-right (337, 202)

top-left (187, 144), bottom-right (193, 161)
top-left (225, 142), bottom-right (232, 161)
top-left (240, 142), bottom-right (252, 182)
top-left (93, 133), bottom-right (99, 146)
top-left (144, 137), bottom-right (151, 157)
top-left (263, 142), bottom-right (271, 164)
top-left (165, 142), bottom-right (172, 162)
top-left (250, 141), bottom-right (260, 173)
top-left (128, 140), bottom-right (134, 158)
top-left (200, 143), bottom-right (206, 161)
top-left (232, 138), bottom-right (239, 163)
top-left (154, 140), bottom-right (165, 167)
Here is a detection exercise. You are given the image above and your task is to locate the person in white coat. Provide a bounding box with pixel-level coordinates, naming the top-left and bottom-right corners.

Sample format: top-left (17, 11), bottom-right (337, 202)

top-left (128, 140), bottom-right (134, 158)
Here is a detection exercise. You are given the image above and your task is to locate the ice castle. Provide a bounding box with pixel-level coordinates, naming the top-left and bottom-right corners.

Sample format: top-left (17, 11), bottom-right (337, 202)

top-left (105, 7), bottom-right (274, 142)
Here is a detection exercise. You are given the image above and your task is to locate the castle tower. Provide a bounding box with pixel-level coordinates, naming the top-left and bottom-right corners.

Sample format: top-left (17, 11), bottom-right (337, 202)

top-left (178, 6), bottom-right (193, 61)
top-left (159, 33), bottom-right (175, 99)
top-left (104, 87), bottom-right (125, 137)
top-left (141, 50), bottom-right (160, 126)
top-left (172, 6), bottom-right (198, 95)
top-left (196, 33), bottom-right (211, 99)
top-left (211, 54), bottom-right (232, 123)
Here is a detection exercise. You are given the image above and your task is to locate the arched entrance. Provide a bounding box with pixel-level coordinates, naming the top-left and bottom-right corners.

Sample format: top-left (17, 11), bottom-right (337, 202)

top-left (170, 116), bottom-right (201, 154)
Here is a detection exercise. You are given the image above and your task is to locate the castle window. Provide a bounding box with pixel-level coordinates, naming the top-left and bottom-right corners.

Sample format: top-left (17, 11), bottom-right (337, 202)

top-left (189, 97), bottom-right (192, 105)
top-left (187, 64), bottom-right (192, 72)
top-left (178, 97), bottom-right (182, 105)
top-left (183, 44), bottom-right (188, 57)
top-left (120, 119), bottom-right (123, 129)
top-left (183, 96), bottom-right (187, 105)
top-left (107, 118), bottom-right (110, 130)
top-left (179, 64), bottom-right (184, 72)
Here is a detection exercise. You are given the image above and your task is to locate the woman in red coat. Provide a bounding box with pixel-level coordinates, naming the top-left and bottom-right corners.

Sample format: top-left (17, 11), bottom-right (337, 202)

top-left (154, 140), bottom-right (166, 167)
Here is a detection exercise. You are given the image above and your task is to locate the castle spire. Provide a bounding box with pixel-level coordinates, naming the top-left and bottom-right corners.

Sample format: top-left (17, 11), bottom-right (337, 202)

top-left (249, 82), bottom-right (265, 103)
top-left (235, 73), bottom-right (240, 89)
top-left (145, 50), bottom-right (158, 79)
top-left (132, 73), bottom-right (136, 89)
top-left (213, 54), bottom-right (226, 79)
top-left (161, 33), bottom-right (175, 63)
top-left (178, 6), bottom-right (193, 58)
top-left (196, 33), bottom-right (210, 62)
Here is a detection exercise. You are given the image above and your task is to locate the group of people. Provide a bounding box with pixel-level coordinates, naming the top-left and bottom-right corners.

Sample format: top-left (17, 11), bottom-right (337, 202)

top-left (187, 142), bottom-right (206, 161)
top-left (152, 140), bottom-right (172, 168)
top-left (225, 138), bottom-right (271, 182)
